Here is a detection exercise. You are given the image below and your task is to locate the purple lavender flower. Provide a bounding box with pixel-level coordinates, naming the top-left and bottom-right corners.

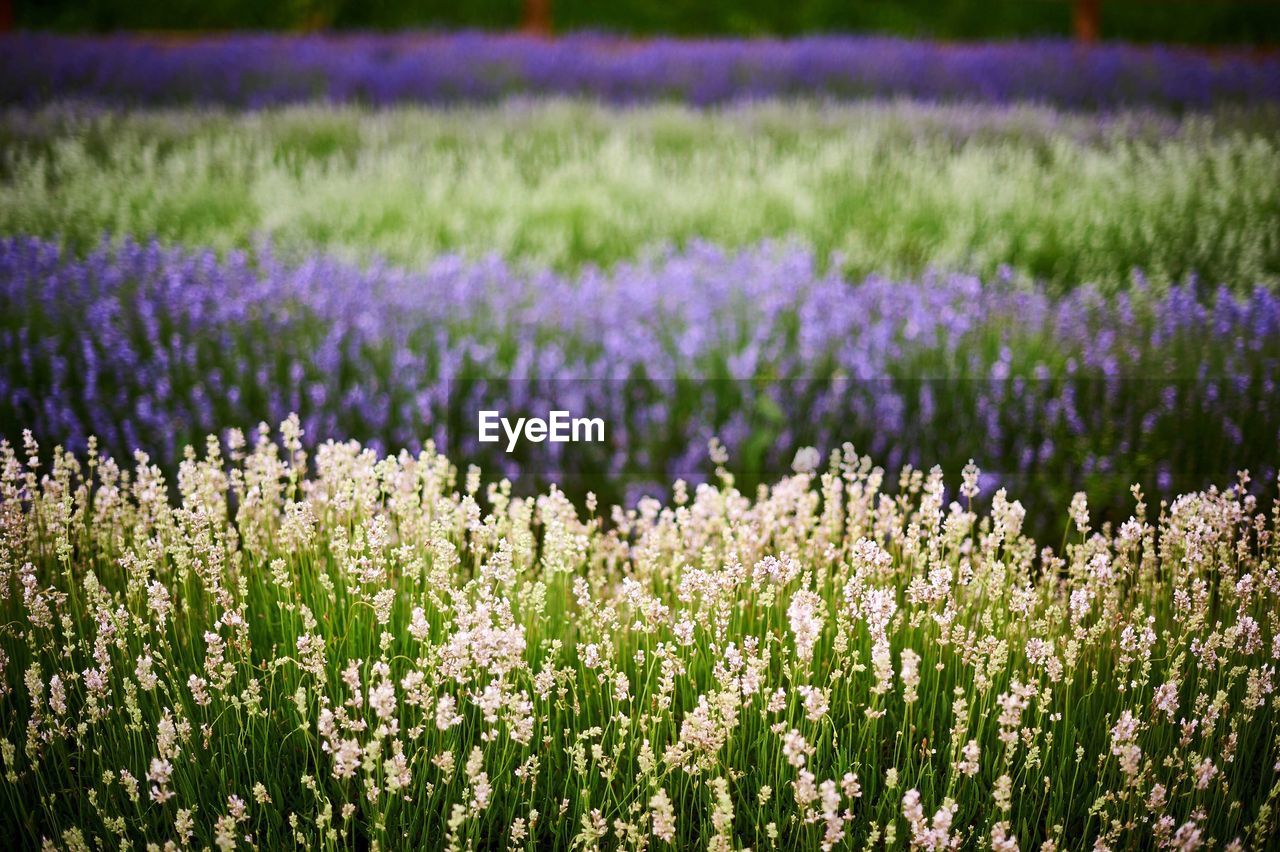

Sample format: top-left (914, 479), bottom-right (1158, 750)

top-left (1, 235), bottom-right (1275, 533)
top-left (2, 33), bottom-right (1277, 109)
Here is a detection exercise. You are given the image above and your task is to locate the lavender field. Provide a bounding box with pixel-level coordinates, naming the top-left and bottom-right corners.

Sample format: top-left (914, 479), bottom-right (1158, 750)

top-left (3, 102), bottom-right (1277, 289)
top-left (2, 235), bottom-right (1276, 531)
top-left (0, 32), bottom-right (1278, 852)
top-left (4, 33), bottom-right (1280, 109)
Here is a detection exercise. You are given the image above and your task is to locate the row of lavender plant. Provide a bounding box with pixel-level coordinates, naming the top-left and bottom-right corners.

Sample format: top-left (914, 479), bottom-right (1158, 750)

top-left (2, 422), bottom-right (1276, 849)
top-left (3, 33), bottom-right (1279, 109)
top-left (1, 236), bottom-right (1276, 527)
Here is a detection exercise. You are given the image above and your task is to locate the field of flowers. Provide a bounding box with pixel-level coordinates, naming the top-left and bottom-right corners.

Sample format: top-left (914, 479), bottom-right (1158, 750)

top-left (2, 236), bottom-right (1277, 537)
top-left (3, 102), bottom-right (1278, 289)
top-left (4, 34), bottom-right (1279, 109)
top-left (1, 424), bottom-right (1277, 849)
top-left (1, 32), bottom-right (1279, 852)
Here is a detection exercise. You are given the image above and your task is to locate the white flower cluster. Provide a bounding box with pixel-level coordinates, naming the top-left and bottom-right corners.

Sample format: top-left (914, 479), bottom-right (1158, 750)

top-left (0, 422), bottom-right (1275, 850)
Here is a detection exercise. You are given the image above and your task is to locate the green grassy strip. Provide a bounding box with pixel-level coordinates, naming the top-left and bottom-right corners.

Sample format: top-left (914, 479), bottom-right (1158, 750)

top-left (2, 100), bottom-right (1278, 292)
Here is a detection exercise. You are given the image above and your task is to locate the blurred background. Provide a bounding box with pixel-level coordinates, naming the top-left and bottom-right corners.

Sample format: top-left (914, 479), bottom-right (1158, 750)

top-left (9, 0), bottom-right (1280, 44)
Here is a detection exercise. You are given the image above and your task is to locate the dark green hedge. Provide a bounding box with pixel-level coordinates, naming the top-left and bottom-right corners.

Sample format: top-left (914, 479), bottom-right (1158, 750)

top-left (16, 0), bottom-right (1280, 44)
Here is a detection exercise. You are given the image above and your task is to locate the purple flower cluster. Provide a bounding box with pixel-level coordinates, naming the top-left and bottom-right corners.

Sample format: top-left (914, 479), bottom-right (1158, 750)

top-left (2, 236), bottom-right (1276, 522)
top-left (3, 33), bottom-right (1278, 109)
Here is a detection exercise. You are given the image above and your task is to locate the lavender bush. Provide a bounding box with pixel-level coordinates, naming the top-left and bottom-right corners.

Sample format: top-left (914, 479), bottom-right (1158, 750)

top-left (3, 33), bottom-right (1279, 109)
top-left (3, 103), bottom-right (1278, 291)
top-left (1, 424), bottom-right (1276, 849)
top-left (1, 236), bottom-right (1275, 531)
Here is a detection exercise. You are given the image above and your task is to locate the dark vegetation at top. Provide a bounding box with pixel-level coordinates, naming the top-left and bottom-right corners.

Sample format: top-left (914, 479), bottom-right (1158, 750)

top-left (16, 0), bottom-right (1280, 44)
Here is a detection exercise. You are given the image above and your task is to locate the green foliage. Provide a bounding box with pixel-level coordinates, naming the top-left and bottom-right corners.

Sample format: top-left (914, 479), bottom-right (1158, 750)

top-left (3, 100), bottom-right (1278, 293)
top-left (17, 0), bottom-right (1280, 44)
